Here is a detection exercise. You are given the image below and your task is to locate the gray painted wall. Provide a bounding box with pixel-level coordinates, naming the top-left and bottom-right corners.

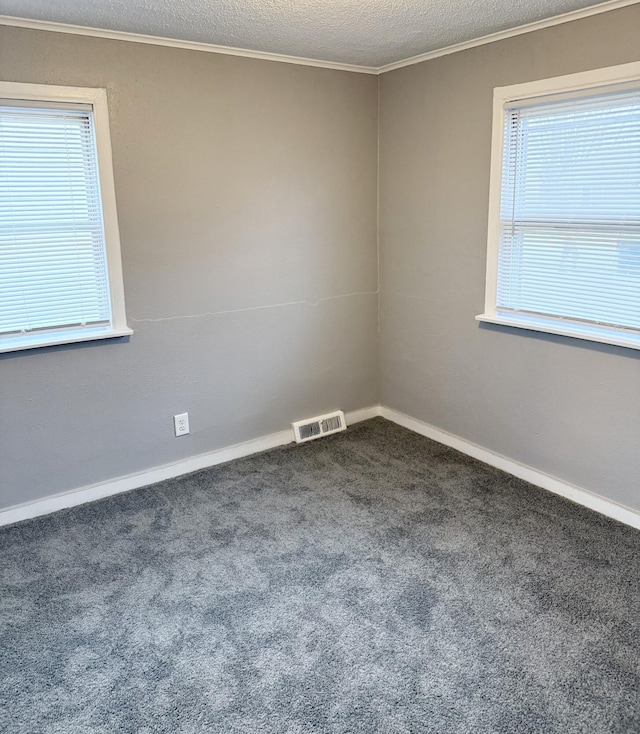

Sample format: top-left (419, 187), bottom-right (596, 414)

top-left (379, 5), bottom-right (640, 511)
top-left (2, 7), bottom-right (639, 516)
top-left (0, 27), bottom-right (379, 508)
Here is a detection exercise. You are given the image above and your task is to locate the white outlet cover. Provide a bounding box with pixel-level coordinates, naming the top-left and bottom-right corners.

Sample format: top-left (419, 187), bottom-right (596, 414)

top-left (174, 412), bottom-right (190, 436)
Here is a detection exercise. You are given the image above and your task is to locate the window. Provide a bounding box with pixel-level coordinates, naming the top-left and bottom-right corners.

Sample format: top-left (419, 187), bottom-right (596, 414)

top-left (477, 62), bottom-right (640, 351)
top-left (0, 82), bottom-right (131, 353)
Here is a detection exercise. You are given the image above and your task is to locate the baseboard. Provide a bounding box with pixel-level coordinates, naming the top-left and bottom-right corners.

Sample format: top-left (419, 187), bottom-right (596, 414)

top-left (0, 405), bottom-right (380, 528)
top-left (380, 406), bottom-right (640, 531)
top-left (4, 403), bottom-right (637, 531)
top-left (344, 405), bottom-right (382, 424)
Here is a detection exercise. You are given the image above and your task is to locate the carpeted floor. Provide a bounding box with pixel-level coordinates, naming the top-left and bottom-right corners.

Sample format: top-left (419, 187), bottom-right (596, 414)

top-left (1, 418), bottom-right (639, 733)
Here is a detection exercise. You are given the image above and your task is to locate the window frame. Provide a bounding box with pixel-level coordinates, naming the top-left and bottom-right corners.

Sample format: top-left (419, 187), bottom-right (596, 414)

top-left (476, 61), bottom-right (640, 352)
top-left (0, 81), bottom-right (132, 353)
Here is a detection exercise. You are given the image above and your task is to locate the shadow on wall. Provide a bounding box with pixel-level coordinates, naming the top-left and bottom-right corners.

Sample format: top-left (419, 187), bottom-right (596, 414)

top-left (477, 322), bottom-right (640, 361)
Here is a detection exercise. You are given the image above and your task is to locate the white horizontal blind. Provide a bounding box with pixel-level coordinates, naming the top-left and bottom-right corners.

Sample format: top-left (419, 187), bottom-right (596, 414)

top-left (497, 88), bottom-right (640, 332)
top-left (0, 103), bottom-right (111, 337)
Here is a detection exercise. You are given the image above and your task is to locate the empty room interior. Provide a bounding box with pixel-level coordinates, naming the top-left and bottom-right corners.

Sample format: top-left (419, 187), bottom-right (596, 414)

top-left (1, 0), bottom-right (639, 731)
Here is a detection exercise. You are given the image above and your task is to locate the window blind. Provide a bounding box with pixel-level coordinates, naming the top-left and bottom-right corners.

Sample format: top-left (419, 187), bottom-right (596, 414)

top-left (497, 88), bottom-right (640, 332)
top-left (0, 104), bottom-right (112, 338)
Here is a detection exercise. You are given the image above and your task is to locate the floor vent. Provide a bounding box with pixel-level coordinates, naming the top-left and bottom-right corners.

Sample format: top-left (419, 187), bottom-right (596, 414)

top-left (292, 410), bottom-right (346, 443)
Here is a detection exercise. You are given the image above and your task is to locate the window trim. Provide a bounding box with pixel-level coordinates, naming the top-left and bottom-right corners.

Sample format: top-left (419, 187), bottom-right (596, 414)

top-left (476, 61), bottom-right (640, 351)
top-left (0, 81), bottom-right (132, 354)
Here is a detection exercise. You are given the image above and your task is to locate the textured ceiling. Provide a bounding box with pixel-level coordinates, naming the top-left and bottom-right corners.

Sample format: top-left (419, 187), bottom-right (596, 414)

top-left (0, 0), bottom-right (620, 67)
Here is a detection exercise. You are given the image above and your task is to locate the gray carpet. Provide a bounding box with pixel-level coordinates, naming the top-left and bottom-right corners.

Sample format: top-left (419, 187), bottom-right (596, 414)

top-left (1, 418), bottom-right (639, 733)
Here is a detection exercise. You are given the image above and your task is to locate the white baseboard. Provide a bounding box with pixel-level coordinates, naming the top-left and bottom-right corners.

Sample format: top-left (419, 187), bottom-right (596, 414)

top-left (380, 406), bottom-right (640, 531)
top-left (344, 405), bottom-right (382, 424)
top-left (0, 406), bottom-right (380, 527)
top-left (3, 403), bottom-right (637, 531)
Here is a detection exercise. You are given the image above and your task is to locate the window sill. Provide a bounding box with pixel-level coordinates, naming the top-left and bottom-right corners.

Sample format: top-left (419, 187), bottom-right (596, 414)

top-left (0, 325), bottom-right (133, 354)
top-left (476, 312), bottom-right (640, 352)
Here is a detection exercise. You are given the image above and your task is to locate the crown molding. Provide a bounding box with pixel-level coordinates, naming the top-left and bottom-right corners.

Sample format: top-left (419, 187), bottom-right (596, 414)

top-left (378, 0), bottom-right (640, 73)
top-left (0, 0), bottom-right (637, 76)
top-left (0, 14), bottom-right (378, 75)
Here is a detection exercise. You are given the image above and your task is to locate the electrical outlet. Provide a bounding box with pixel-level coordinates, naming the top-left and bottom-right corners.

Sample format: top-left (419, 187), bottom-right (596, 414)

top-left (173, 412), bottom-right (189, 436)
